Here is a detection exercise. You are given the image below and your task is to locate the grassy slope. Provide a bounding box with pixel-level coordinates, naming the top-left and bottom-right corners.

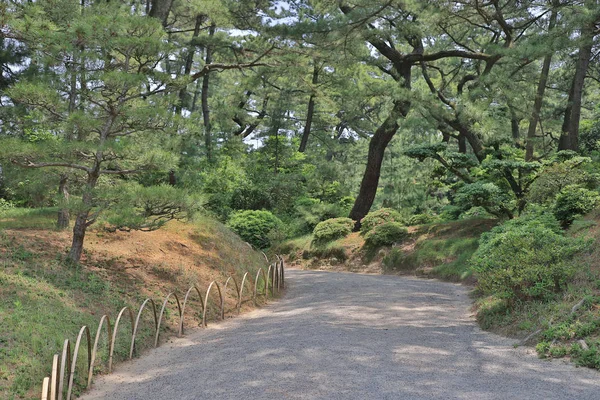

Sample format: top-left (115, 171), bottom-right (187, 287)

top-left (0, 208), bottom-right (267, 400)
top-left (280, 218), bottom-right (497, 281)
top-left (475, 212), bottom-right (600, 368)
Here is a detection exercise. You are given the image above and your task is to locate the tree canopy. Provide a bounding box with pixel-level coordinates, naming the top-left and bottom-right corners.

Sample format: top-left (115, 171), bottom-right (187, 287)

top-left (1, 0), bottom-right (600, 261)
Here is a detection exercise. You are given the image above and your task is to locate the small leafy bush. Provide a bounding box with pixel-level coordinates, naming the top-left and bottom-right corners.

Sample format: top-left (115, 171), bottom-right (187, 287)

top-left (439, 205), bottom-right (462, 221)
top-left (459, 206), bottom-right (493, 220)
top-left (360, 208), bottom-right (405, 235)
top-left (312, 217), bottom-right (353, 245)
top-left (553, 185), bottom-right (600, 227)
top-left (0, 198), bottom-right (15, 214)
top-left (407, 213), bottom-right (436, 225)
top-left (292, 198), bottom-right (347, 235)
top-left (382, 248), bottom-right (408, 271)
top-left (472, 215), bottom-right (584, 303)
top-left (364, 222), bottom-right (409, 248)
top-left (454, 181), bottom-right (512, 219)
top-left (227, 210), bottom-right (284, 249)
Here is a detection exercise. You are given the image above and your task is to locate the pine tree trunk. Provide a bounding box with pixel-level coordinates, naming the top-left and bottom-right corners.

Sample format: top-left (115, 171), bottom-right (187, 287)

top-left (67, 154), bottom-right (102, 263)
top-left (176, 14), bottom-right (204, 114)
top-left (458, 134), bottom-right (467, 153)
top-left (149, 0), bottom-right (174, 27)
top-left (525, 3), bottom-right (557, 161)
top-left (559, 10), bottom-right (595, 152)
top-left (68, 211), bottom-right (88, 263)
top-left (299, 63), bottom-right (319, 153)
top-left (349, 102), bottom-right (405, 226)
top-left (56, 174), bottom-right (70, 230)
top-left (202, 24), bottom-right (216, 162)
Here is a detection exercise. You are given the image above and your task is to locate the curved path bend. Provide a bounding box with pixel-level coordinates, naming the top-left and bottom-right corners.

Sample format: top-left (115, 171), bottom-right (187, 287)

top-left (81, 269), bottom-right (600, 400)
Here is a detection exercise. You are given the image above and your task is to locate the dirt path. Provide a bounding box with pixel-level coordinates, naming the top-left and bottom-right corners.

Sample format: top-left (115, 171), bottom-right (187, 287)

top-left (81, 269), bottom-right (600, 399)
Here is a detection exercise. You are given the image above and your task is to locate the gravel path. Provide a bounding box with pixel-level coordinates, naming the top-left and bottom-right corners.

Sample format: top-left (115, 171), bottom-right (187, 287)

top-left (81, 269), bottom-right (600, 399)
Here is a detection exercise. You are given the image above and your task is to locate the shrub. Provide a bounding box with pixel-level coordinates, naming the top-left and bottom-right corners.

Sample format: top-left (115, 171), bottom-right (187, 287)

top-left (0, 198), bottom-right (15, 214)
top-left (227, 210), bottom-right (284, 249)
top-left (360, 208), bottom-right (405, 235)
top-left (293, 198), bottom-right (347, 235)
top-left (312, 217), bottom-right (353, 245)
top-left (364, 222), bottom-right (409, 248)
top-left (553, 185), bottom-right (600, 227)
top-left (471, 216), bottom-right (584, 303)
top-left (439, 205), bottom-right (462, 221)
top-left (407, 213), bottom-right (436, 225)
top-left (459, 206), bottom-right (494, 220)
top-left (382, 248), bottom-right (408, 271)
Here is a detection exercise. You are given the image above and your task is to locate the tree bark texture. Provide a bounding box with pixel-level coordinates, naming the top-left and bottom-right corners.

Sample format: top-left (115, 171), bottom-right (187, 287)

top-left (349, 101), bottom-right (407, 226)
top-left (202, 24), bottom-right (216, 163)
top-left (525, 3), bottom-right (557, 160)
top-left (559, 8), bottom-right (595, 151)
top-left (149, 0), bottom-right (174, 27)
top-left (57, 174), bottom-right (70, 230)
top-left (176, 14), bottom-right (205, 114)
top-left (299, 63), bottom-right (319, 153)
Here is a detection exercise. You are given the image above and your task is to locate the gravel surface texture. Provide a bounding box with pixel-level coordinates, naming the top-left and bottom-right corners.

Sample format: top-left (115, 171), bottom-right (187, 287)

top-left (80, 269), bottom-right (600, 399)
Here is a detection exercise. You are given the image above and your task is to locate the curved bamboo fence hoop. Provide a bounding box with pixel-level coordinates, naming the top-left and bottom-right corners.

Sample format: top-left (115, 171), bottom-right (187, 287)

top-left (274, 263), bottom-right (280, 293)
top-left (155, 293), bottom-right (181, 347)
top-left (179, 285), bottom-right (205, 336)
top-left (253, 267), bottom-right (268, 301)
top-left (88, 315), bottom-right (112, 387)
top-left (41, 377), bottom-right (50, 400)
top-left (108, 307), bottom-right (134, 372)
top-left (202, 281), bottom-right (224, 327)
top-left (66, 326), bottom-right (92, 399)
top-left (58, 339), bottom-right (71, 399)
top-left (39, 258), bottom-right (285, 399)
top-left (223, 276), bottom-right (240, 315)
top-left (50, 354), bottom-right (59, 400)
top-left (238, 272), bottom-right (253, 312)
top-left (130, 299), bottom-right (158, 359)
top-left (266, 265), bottom-right (274, 296)
top-left (278, 256), bottom-right (285, 289)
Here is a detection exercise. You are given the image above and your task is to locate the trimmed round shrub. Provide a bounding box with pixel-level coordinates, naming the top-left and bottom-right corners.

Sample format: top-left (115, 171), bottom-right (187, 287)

top-left (360, 208), bottom-right (404, 235)
top-left (364, 222), bottom-right (409, 248)
top-left (471, 217), bottom-right (584, 303)
top-left (553, 185), bottom-right (600, 227)
top-left (312, 217), bottom-right (354, 245)
top-left (227, 210), bottom-right (283, 249)
top-left (407, 213), bottom-right (436, 225)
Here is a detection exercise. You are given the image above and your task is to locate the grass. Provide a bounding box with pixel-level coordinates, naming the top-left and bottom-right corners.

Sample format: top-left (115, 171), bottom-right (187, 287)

top-left (0, 208), bottom-right (58, 230)
top-left (383, 237), bottom-right (480, 281)
top-left (279, 218), bottom-right (496, 281)
top-left (0, 208), bottom-right (268, 399)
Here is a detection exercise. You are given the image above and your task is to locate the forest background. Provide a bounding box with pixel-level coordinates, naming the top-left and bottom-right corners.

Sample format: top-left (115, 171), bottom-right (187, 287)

top-left (4, 1), bottom-right (600, 395)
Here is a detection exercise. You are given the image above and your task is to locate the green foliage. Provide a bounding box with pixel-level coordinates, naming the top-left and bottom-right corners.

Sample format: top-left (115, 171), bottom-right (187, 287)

top-left (0, 198), bottom-right (15, 214)
top-left (364, 222), bottom-right (408, 248)
top-left (454, 182), bottom-right (513, 219)
top-left (312, 217), bottom-right (354, 245)
top-left (102, 183), bottom-right (200, 232)
top-left (553, 185), bottom-right (600, 227)
top-left (292, 197), bottom-right (349, 236)
top-left (407, 213), bottom-right (436, 225)
top-left (360, 208), bottom-right (405, 235)
top-left (472, 216), bottom-right (584, 302)
top-left (528, 157), bottom-right (597, 205)
top-left (227, 210), bottom-right (283, 249)
top-left (459, 207), bottom-right (493, 220)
